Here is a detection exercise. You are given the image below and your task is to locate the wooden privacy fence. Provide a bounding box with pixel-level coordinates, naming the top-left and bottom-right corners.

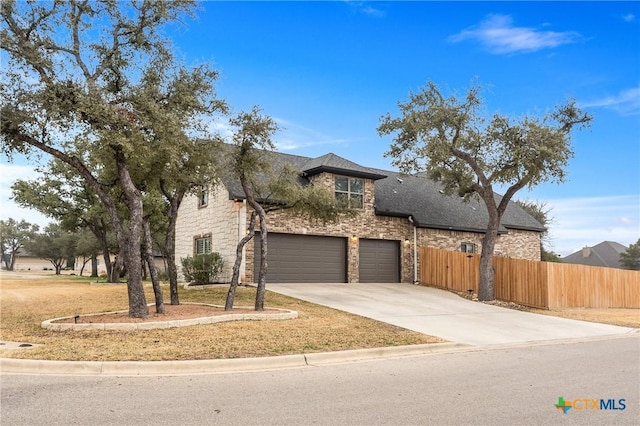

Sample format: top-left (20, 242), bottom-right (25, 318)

top-left (419, 247), bottom-right (640, 309)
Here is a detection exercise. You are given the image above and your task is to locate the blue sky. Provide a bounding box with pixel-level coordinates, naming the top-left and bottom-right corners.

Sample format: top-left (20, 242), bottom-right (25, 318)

top-left (1, 1), bottom-right (639, 256)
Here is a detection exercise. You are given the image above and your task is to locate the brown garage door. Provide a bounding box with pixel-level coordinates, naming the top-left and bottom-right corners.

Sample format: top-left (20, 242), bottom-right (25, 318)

top-left (359, 239), bottom-right (400, 283)
top-left (254, 233), bottom-right (347, 283)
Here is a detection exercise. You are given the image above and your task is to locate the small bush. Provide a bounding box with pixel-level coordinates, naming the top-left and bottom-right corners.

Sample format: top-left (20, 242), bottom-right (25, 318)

top-left (181, 253), bottom-right (224, 284)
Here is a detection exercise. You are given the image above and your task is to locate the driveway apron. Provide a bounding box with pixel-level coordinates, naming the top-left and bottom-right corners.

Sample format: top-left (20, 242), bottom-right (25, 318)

top-left (267, 283), bottom-right (635, 346)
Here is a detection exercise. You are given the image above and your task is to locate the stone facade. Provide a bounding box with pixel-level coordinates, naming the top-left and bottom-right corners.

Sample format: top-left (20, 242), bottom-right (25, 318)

top-left (415, 227), bottom-right (541, 279)
top-left (175, 185), bottom-right (245, 282)
top-left (175, 172), bottom-right (542, 284)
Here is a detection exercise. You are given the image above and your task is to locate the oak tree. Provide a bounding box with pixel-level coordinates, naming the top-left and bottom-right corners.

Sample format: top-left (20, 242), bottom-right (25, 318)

top-left (0, 218), bottom-right (39, 270)
top-left (619, 239), bottom-right (640, 270)
top-left (1, 1), bottom-right (224, 317)
top-left (24, 223), bottom-right (76, 275)
top-left (12, 158), bottom-right (123, 281)
top-left (379, 82), bottom-right (591, 300)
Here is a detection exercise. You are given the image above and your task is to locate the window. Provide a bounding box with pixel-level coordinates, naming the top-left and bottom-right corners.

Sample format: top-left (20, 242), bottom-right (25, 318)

top-left (335, 176), bottom-right (364, 209)
top-left (198, 188), bottom-right (208, 208)
top-left (460, 243), bottom-right (476, 253)
top-left (195, 236), bottom-right (212, 255)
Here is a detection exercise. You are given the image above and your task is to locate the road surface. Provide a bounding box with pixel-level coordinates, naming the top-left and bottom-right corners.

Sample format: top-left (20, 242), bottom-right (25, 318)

top-left (1, 335), bottom-right (638, 425)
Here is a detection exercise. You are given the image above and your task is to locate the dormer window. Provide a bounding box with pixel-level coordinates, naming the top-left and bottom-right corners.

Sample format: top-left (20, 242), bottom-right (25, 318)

top-left (335, 176), bottom-right (363, 209)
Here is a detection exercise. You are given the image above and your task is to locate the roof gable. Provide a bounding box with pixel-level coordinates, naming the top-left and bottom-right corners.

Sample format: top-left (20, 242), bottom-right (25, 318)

top-left (562, 241), bottom-right (628, 268)
top-left (301, 153), bottom-right (387, 180)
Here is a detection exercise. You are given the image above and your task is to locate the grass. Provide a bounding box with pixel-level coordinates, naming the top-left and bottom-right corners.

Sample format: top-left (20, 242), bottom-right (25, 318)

top-left (455, 290), bottom-right (639, 329)
top-left (0, 273), bottom-right (442, 361)
top-left (526, 307), bottom-right (639, 328)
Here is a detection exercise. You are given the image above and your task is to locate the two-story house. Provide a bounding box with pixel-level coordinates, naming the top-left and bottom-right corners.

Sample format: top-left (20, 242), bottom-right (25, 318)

top-left (175, 148), bottom-right (545, 284)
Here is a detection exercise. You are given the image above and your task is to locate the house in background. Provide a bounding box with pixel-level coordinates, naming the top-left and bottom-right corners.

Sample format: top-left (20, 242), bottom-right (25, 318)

top-left (175, 149), bottom-right (545, 284)
top-left (562, 241), bottom-right (628, 269)
top-left (1, 249), bottom-right (60, 271)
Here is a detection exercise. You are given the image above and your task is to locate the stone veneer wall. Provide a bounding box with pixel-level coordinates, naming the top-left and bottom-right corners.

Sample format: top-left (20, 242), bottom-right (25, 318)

top-left (244, 172), bottom-right (415, 283)
top-left (174, 185), bottom-right (246, 282)
top-left (417, 227), bottom-right (541, 260)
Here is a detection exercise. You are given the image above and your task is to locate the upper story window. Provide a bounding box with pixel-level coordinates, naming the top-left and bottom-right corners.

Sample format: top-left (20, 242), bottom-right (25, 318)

top-left (198, 187), bottom-right (208, 208)
top-left (335, 176), bottom-right (363, 209)
top-left (460, 243), bottom-right (476, 253)
top-left (195, 236), bottom-right (212, 255)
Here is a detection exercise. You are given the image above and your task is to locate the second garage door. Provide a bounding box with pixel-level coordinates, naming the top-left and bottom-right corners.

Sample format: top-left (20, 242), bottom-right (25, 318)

top-left (359, 239), bottom-right (400, 283)
top-left (254, 233), bottom-right (347, 283)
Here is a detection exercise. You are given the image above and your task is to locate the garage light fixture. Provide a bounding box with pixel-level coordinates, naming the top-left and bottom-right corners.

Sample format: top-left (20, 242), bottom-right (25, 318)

top-left (351, 235), bottom-right (358, 242)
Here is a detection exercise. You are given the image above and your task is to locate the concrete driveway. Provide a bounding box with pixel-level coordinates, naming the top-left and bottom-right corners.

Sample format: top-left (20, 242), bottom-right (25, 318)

top-left (268, 283), bottom-right (636, 346)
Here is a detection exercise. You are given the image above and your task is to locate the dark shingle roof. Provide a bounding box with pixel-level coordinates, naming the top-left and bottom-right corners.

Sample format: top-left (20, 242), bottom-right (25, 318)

top-left (562, 241), bottom-right (628, 268)
top-left (301, 153), bottom-right (387, 180)
top-left (219, 146), bottom-right (545, 233)
top-left (373, 170), bottom-right (545, 233)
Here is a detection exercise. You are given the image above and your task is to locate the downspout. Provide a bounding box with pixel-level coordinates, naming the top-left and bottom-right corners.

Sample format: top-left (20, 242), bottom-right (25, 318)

top-left (408, 215), bottom-right (418, 284)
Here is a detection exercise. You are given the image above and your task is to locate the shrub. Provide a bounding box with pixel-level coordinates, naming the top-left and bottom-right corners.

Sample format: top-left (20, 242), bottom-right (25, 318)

top-left (181, 253), bottom-right (224, 284)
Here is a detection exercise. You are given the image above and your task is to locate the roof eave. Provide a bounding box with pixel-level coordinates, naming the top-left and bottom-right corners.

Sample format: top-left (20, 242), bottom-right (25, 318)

top-left (303, 166), bottom-right (387, 181)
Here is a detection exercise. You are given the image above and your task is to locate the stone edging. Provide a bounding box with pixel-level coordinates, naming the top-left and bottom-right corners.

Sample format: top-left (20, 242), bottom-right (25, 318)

top-left (41, 304), bottom-right (298, 331)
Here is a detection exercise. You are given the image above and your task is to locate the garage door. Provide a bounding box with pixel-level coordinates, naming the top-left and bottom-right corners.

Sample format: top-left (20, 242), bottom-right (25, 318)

top-left (359, 239), bottom-right (400, 283)
top-left (254, 233), bottom-right (347, 283)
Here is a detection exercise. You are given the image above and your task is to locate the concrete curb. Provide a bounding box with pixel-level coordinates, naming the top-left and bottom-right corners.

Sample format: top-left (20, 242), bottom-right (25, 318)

top-left (0, 343), bottom-right (467, 376)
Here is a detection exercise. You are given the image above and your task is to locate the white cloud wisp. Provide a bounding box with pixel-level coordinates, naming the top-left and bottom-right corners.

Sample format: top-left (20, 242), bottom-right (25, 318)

top-left (449, 14), bottom-right (581, 54)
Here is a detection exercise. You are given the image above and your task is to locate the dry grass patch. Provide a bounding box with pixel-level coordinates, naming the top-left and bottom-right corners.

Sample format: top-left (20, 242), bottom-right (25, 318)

top-left (451, 287), bottom-right (639, 328)
top-left (527, 308), bottom-right (640, 328)
top-left (0, 273), bottom-right (442, 361)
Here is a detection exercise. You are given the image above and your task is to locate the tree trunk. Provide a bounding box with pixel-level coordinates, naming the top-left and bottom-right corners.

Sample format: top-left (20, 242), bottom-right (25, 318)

top-left (239, 176), bottom-right (268, 311)
top-left (225, 211), bottom-right (256, 311)
top-left (477, 200), bottom-right (501, 301)
top-left (79, 256), bottom-right (88, 276)
top-left (92, 224), bottom-right (118, 282)
top-left (254, 210), bottom-right (268, 311)
top-left (143, 219), bottom-right (164, 314)
top-left (162, 189), bottom-right (184, 305)
top-left (162, 245), bottom-right (179, 305)
top-left (108, 256), bottom-right (123, 283)
top-left (91, 254), bottom-right (98, 277)
top-left (116, 153), bottom-right (149, 318)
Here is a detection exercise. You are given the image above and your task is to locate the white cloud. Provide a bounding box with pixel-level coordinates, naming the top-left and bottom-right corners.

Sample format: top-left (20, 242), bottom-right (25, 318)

top-left (272, 117), bottom-right (356, 152)
top-left (541, 195), bottom-right (639, 256)
top-left (0, 162), bottom-right (51, 227)
top-left (580, 87), bottom-right (640, 115)
top-left (344, 1), bottom-right (386, 18)
top-left (622, 13), bottom-right (636, 23)
top-left (449, 14), bottom-right (581, 54)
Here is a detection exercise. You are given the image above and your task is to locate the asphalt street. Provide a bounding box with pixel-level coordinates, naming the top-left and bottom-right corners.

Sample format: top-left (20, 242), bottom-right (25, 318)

top-left (2, 335), bottom-right (638, 425)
